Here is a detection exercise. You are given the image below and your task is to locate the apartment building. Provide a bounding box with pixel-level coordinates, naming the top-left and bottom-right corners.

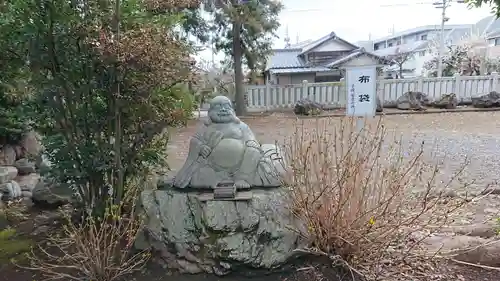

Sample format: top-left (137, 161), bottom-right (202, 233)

top-left (371, 25), bottom-right (472, 77)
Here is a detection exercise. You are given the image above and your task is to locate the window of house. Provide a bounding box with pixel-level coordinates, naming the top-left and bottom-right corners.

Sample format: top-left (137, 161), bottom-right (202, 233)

top-left (420, 34), bottom-right (427, 40)
top-left (495, 38), bottom-right (500, 46)
top-left (388, 43), bottom-right (393, 47)
top-left (419, 51), bottom-right (426, 56)
top-left (396, 40), bottom-right (401, 45)
top-left (374, 44), bottom-right (379, 50)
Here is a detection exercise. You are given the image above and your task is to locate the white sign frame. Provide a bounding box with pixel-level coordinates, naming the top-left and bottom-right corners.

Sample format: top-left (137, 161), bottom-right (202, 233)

top-left (345, 66), bottom-right (377, 117)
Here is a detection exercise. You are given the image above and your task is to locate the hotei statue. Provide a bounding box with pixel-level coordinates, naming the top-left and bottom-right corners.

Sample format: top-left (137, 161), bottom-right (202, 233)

top-left (173, 95), bottom-right (284, 189)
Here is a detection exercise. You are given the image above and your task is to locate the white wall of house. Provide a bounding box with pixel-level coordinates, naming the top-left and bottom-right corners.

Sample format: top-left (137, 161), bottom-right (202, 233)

top-left (313, 40), bottom-right (354, 52)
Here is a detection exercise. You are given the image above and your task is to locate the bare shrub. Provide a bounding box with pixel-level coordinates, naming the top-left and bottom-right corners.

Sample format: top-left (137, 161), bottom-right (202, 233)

top-left (25, 179), bottom-right (150, 281)
top-left (284, 117), bottom-right (479, 280)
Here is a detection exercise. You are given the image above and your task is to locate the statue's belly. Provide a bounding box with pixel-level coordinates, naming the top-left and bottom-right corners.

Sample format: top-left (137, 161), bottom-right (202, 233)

top-left (210, 138), bottom-right (244, 169)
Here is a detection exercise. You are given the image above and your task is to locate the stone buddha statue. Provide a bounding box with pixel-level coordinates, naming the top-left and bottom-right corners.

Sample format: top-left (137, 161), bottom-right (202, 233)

top-left (173, 96), bottom-right (285, 189)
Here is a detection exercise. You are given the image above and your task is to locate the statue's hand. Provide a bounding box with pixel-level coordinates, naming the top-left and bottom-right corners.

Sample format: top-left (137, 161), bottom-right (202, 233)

top-left (199, 145), bottom-right (211, 158)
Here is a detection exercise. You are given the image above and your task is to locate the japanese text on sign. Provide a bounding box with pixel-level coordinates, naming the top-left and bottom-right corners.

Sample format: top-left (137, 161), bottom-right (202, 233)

top-left (346, 66), bottom-right (377, 117)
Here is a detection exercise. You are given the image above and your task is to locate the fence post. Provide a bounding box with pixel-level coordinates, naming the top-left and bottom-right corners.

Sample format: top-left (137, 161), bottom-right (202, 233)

top-left (453, 73), bottom-right (462, 102)
top-left (265, 83), bottom-right (271, 111)
top-left (492, 72), bottom-right (499, 92)
top-left (417, 76), bottom-right (424, 93)
top-left (302, 80), bottom-right (308, 98)
top-left (378, 78), bottom-right (385, 107)
top-left (339, 77), bottom-right (346, 107)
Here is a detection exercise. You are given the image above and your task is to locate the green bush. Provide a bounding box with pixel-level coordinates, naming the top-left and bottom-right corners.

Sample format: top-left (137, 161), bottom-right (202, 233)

top-left (5, 0), bottom-right (198, 215)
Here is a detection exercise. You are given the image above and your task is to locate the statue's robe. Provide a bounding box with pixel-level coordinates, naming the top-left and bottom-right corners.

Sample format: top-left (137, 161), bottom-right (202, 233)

top-left (173, 118), bottom-right (283, 189)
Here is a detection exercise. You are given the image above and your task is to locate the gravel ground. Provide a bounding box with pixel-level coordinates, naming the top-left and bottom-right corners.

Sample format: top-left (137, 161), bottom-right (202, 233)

top-left (169, 112), bottom-right (500, 193)
top-left (162, 112), bottom-right (500, 280)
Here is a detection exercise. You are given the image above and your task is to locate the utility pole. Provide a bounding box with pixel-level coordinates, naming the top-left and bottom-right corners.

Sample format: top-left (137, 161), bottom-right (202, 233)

top-left (433, 0), bottom-right (465, 77)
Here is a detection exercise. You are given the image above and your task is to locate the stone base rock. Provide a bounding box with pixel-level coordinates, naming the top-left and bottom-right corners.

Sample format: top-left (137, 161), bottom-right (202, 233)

top-left (136, 187), bottom-right (305, 275)
top-left (294, 98), bottom-right (323, 116)
top-left (396, 91), bottom-right (430, 110)
top-left (0, 166), bottom-right (18, 183)
top-left (31, 179), bottom-right (73, 209)
top-left (0, 145), bottom-right (16, 166)
top-left (432, 93), bottom-right (458, 109)
top-left (472, 91), bottom-right (500, 108)
top-left (15, 158), bottom-right (36, 175)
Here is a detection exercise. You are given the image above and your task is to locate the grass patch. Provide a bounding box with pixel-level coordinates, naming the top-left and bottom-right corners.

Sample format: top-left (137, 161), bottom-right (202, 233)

top-left (0, 228), bottom-right (33, 263)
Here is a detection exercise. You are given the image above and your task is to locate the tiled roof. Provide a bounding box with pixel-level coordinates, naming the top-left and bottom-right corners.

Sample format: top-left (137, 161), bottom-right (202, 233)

top-left (299, 32), bottom-right (359, 55)
top-left (266, 48), bottom-right (304, 69)
top-left (327, 48), bottom-right (390, 68)
top-left (267, 32), bottom-right (360, 71)
top-left (270, 67), bottom-right (332, 74)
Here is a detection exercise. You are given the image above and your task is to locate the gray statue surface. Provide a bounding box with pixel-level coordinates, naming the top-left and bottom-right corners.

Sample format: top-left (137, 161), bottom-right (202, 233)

top-left (173, 96), bottom-right (284, 189)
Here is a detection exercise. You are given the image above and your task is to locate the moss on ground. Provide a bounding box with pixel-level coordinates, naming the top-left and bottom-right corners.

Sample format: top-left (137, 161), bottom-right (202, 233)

top-left (0, 227), bottom-right (33, 263)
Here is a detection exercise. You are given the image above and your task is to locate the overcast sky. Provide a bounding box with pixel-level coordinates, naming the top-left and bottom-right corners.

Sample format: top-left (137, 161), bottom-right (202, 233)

top-left (197, 0), bottom-right (495, 64)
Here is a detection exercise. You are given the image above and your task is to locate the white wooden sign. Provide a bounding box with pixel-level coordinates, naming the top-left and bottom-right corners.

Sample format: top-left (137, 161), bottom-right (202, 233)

top-left (346, 66), bottom-right (377, 117)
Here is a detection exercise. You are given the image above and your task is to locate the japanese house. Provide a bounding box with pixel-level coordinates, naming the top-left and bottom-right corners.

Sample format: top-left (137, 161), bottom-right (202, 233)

top-left (265, 32), bottom-right (388, 85)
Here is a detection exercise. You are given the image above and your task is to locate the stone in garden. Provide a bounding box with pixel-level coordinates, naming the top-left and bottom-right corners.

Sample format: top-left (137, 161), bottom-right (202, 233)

top-left (294, 97), bottom-right (323, 116)
top-left (432, 93), bottom-right (458, 109)
top-left (0, 166), bottom-right (18, 184)
top-left (0, 145), bottom-right (16, 166)
top-left (0, 180), bottom-right (22, 200)
top-left (16, 173), bottom-right (41, 192)
top-left (136, 187), bottom-right (305, 275)
top-left (31, 179), bottom-right (73, 209)
top-left (471, 91), bottom-right (500, 108)
top-left (172, 95), bottom-right (285, 189)
top-left (396, 91), bottom-right (430, 110)
top-left (35, 154), bottom-right (51, 174)
top-left (19, 131), bottom-right (42, 158)
top-left (14, 158), bottom-right (36, 175)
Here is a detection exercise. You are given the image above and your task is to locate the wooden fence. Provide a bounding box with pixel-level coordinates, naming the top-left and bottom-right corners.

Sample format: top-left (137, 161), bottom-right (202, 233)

top-left (244, 73), bottom-right (500, 112)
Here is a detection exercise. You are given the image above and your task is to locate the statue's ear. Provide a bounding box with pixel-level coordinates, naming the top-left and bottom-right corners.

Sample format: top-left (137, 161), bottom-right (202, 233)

top-left (203, 118), bottom-right (212, 126)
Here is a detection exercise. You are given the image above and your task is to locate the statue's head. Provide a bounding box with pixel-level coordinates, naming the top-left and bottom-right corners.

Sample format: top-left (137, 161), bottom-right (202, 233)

top-left (208, 95), bottom-right (238, 124)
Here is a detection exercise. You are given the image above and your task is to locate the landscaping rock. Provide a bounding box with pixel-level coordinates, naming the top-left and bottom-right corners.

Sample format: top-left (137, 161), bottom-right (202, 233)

top-left (396, 91), bottom-right (430, 110)
top-left (19, 131), bottom-right (42, 158)
top-left (16, 173), bottom-right (40, 192)
top-left (14, 159), bottom-right (36, 175)
top-left (0, 167), bottom-right (18, 184)
top-left (294, 97), bottom-right (323, 116)
top-left (31, 180), bottom-right (73, 209)
top-left (12, 145), bottom-right (23, 160)
top-left (137, 187), bottom-right (306, 275)
top-left (432, 93), bottom-right (458, 109)
top-left (21, 191), bottom-right (32, 198)
top-left (472, 91), bottom-right (500, 108)
top-left (0, 181), bottom-right (22, 200)
top-left (443, 223), bottom-right (497, 238)
top-left (35, 154), bottom-right (51, 174)
top-left (0, 145), bottom-right (16, 166)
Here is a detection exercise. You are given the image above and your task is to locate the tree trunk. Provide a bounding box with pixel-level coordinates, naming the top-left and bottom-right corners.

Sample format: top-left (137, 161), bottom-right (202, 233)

top-left (232, 6), bottom-right (246, 116)
top-left (399, 65), bottom-right (404, 79)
